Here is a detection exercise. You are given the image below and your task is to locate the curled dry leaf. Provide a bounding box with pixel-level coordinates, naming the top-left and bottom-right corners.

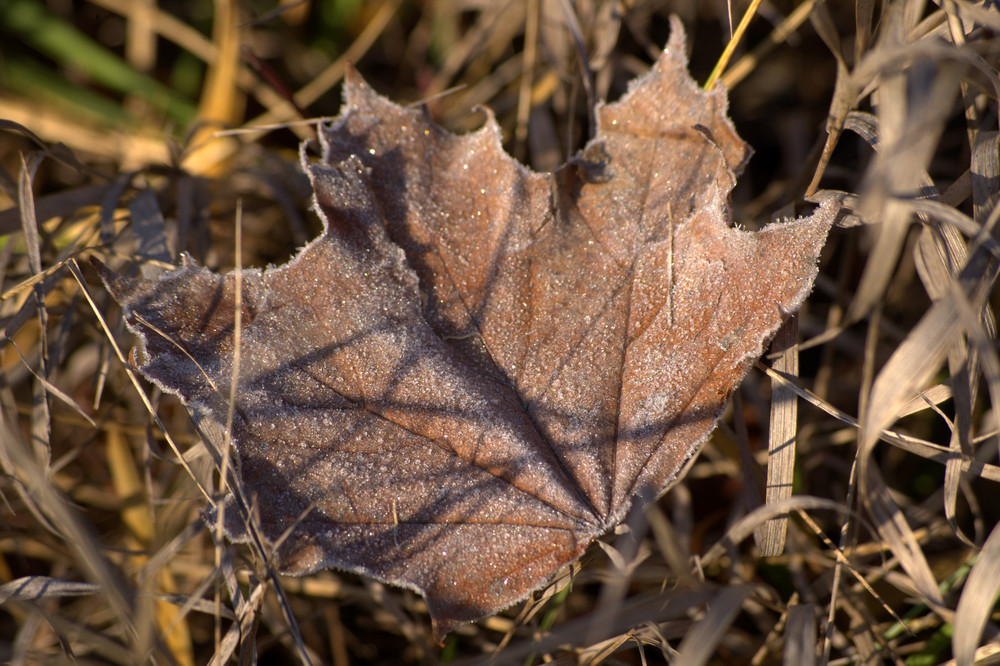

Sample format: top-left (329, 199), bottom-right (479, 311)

top-left (95, 19), bottom-right (837, 641)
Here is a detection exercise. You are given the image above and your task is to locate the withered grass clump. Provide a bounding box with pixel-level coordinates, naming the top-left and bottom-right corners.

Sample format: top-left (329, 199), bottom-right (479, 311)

top-left (1, 1), bottom-right (999, 664)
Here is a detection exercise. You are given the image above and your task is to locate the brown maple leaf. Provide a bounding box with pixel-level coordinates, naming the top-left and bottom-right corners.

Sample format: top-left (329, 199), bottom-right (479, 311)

top-left (95, 20), bottom-right (837, 641)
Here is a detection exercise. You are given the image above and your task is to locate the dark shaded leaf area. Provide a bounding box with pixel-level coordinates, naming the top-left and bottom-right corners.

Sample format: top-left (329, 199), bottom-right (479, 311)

top-left (96, 21), bottom-right (836, 641)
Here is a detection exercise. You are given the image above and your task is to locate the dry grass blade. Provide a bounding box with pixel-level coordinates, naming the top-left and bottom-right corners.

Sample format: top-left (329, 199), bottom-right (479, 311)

top-left (0, 576), bottom-right (101, 603)
top-left (755, 319), bottom-right (800, 556)
top-left (6, 336), bottom-right (96, 428)
top-left (860, 464), bottom-right (944, 606)
top-left (106, 426), bottom-right (195, 666)
top-left (700, 496), bottom-right (851, 567)
top-left (249, 0), bottom-right (403, 130)
top-left (479, 589), bottom-right (716, 665)
top-left (857, 302), bottom-right (954, 595)
top-left (971, 130), bottom-right (1000, 219)
top-left (30, 611), bottom-right (135, 664)
top-left (806, 3), bottom-right (854, 196)
top-left (906, 196), bottom-right (1000, 250)
top-left (67, 259), bottom-right (213, 503)
top-left (0, 184), bottom-right (111, 237)
top-left (953, 521), bottom-right (1000, 666)
top-left (914, 218), bottom-right (979, 548)
top-left (759, 358), bottom-right (1000, 487)
top-left (719, 0), bottom-right (817, 90)
top-left (0, 418), bottom-right (138, 653)
top-left (703, 0), bottom-right (761, 89)
top-left (128, 189), bottom-right (172, 266)
top-left (181, 0), bottom-right (244, 177)
top-left (17, 154), bottom-right (53, 472)
top-left (859, 206), bottom-right (1000, 605)
top-left (849, 69), bottom-right (962, 323)
top-left (674, 585), bottom-right (754, 666)
top-left (783, 602), bottom-right (817, 666)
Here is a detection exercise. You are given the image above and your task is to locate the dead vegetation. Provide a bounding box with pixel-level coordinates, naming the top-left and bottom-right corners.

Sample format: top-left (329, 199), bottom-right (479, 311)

top-left (1, 1), bottom-right (999, 664)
